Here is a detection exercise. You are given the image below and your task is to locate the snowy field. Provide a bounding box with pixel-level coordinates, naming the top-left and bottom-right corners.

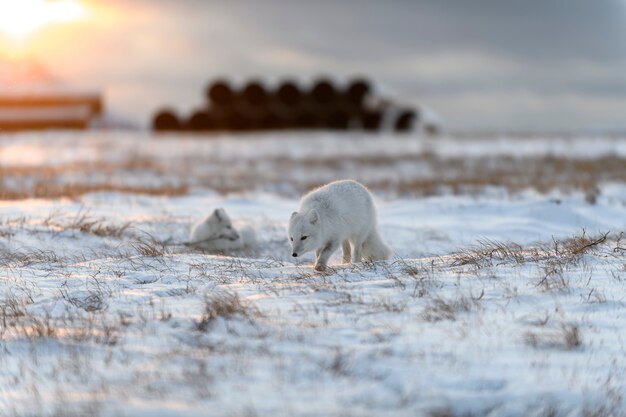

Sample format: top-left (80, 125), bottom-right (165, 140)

top-left (1, 132), bottom-right (626, 416)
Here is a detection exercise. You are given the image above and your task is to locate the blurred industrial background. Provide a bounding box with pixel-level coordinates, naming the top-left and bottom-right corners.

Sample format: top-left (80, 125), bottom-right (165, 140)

top-left (153, 78), bottom-right (422, 133)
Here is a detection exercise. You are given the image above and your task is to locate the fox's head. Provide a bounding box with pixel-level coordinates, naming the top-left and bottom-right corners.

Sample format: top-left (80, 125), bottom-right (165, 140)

top-left (206, 208), bottom-right (239, 241)
top-left (287, 209), bottom-right (321, 258)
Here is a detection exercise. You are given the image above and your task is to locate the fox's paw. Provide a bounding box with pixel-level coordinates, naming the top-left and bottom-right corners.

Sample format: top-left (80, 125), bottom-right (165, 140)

top-left (314, 263), bottom-right (327, 272)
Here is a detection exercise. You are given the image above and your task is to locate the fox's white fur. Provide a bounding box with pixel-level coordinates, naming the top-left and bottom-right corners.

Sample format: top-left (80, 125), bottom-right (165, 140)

top-left (288, 180), bottom-right (392, 271)
top-left (189, 208), bottom-right (256, 252)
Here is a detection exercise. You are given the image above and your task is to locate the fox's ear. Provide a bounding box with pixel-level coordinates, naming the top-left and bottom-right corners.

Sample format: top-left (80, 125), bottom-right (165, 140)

top-left (213, 208), bottom-right (224, 223)
top-left (307, 209), bottom-right (319, 224)
top-left (291, 211), bottom-right (298, 219)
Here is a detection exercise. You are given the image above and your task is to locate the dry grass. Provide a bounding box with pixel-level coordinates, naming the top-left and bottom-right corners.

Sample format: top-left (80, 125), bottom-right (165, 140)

top-left (16, 313), bottom-right (59, 339)
top-left (0, 158), bottom-right (187, 200)
top-left (525, 324), bottom-right (582, 350)
top-left (536, 231), bottom-right (609, 291)
top-left (2, 309), bottom-right (121, 346)
top-left (0, 292), bottom-right (28, 327)
top-left (451, 239), bottom-right (530, 268)
top-left (373, 158), bottom-right (609, 198)
top-left (450, 231), bottom-right (609, 271)
top-left (43, 210), bottom-right (132, 238)
top-left (282, 154), bottom-right (626, 198)
top-left (1, 143), bottom-right (625, 199)
top-left (558, 231), bottom-right (609, 256)
top-left (130, 236), bottom-right (168, 257)
top-left (447, 231), bottom-right (615, 295)
top-left (0, 182), bottom-right (188, 200)
top-left (195, 292), bottom-right (256, 332)
top-left (0, 247), bottom-right (65, 267)
top-left (421, 295), bottom-right (476, 322)
top-left (70, 217), bottom-right (131, 238)
top-left (301, 155), bottom-right (616, 198)
top-left (0, 159), bottom-right (162, 177)
top-left (1, 277), bottom-right (120, 345)
top-left (60, 290), bottom-right (108, 313)
top-left (1, 224), bottom-right (623, 415)
top-left (370, 297), bottom-right (407, 313)
top-left (428, 409), bottom-right (481, 417)
top-left (324, 348), bottom-right (353, 377)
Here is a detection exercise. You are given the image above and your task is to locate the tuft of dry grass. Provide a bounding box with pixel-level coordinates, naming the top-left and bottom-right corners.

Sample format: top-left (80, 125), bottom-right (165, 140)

top-left (0, 247), bottom-right (65, 267)
top-left (421, 295), bottom-right (476, 322)
top-left (69, 215), bottom-right (131, 238)
top-left (583, 405), bottom-right (620, 417)
top-left (3, 309), bottom-right (122, 346)
top-left (11, 311), bottom-right (58, 339)
top-left (325, 348), bottom-right (353, 377)
top-left (536, 231), bottom-right (609, 291)
top-left (370, 297), bottom-right (407, 313)
top-left (450, 232), bottom-right (612, 277)
top-left (43, 209), bottom-right (132, 238)
top-left (60, 292), bottom-right (107, 313)
top-left (451, 239), bottom-right (532, 268)
top-left (131, 236), bottom-right (168, 257)
top-left (525, 324), bottom-right (582, 350)
top-left (558, 231), bottom-right (609, 257)
top-left (195, 292), bottom-right (256, 332)
top-left (0, 293), bottom-right (28, 338)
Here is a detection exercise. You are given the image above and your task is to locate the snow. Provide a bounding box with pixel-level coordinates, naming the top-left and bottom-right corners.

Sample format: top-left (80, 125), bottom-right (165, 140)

top-left (2, 131), bottom-right (626, 167)
top-left (1, 132), bottom-right (626, 416)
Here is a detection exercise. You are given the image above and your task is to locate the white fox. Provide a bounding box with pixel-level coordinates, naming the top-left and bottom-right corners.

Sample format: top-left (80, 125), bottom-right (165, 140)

top-left (288, 180), bottom-right (392, 271)
top-left (189, 208), bottom-right (256, 252)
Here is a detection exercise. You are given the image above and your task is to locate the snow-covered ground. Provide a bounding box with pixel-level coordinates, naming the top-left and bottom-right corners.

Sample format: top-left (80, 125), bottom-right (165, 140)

top-left (2, 131), bottom-right (626, 199)
top-left (1, 132), bottom-right (626, 416)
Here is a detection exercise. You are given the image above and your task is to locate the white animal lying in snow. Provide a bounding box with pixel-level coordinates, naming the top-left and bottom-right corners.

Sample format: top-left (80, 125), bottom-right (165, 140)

top-left (189, 208), bottom-right (256, 252)
top-left (288, 180), bottom-right (392, 271)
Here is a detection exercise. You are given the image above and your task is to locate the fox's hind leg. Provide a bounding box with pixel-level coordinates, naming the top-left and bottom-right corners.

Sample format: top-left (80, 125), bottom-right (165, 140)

top-left (351, 241), bottom-right (363, 263)
top-left (342, 240), bottom-right (351, 263)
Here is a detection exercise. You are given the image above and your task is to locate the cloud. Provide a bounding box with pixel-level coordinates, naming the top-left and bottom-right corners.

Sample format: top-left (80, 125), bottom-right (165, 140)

top-left (8, 0), bottom-right (625, 130)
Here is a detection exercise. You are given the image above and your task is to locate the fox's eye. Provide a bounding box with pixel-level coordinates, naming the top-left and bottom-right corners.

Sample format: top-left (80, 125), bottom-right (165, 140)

top-left (301, 236), bottom-right (307, 240)
top-left (290, 237), bottom-right (293, 241)
top-left (226, 226), bottom-right (231, 229)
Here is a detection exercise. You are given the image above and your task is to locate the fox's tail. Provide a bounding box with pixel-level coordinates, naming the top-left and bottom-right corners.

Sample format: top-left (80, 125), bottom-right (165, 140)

top-left (362, 228), bottom-right (392, 261)
top-left (239, 226), bottom-right (257, 247)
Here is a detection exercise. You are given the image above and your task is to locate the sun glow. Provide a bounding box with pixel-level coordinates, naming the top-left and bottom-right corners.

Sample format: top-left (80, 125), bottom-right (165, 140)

top-left (0, 0), bottom-right (87, 38)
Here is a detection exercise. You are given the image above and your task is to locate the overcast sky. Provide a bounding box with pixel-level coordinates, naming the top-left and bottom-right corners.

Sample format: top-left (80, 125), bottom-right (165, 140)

top-left (3, 0), bottom-right (626, 131)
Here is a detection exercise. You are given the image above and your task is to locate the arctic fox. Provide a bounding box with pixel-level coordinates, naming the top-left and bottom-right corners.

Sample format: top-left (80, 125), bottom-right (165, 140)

top-left (288, 180), bottom-right (392, 271)
top-left (189, 208), bottom-right (256, 252)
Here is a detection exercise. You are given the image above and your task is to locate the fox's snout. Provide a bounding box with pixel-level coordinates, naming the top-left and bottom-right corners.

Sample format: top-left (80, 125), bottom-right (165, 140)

top-left (221, 229), bottom-right (239, 241)
top-left (291, 242), bottom-right (302, 257)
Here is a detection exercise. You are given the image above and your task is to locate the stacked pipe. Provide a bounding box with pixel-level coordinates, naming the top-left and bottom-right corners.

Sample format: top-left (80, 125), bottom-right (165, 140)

top-left (153, 78), bottom-right (418, 133)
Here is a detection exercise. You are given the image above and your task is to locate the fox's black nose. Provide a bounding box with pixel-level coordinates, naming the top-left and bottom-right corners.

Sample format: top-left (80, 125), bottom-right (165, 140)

top-left (292, 253), bottom-right (298, 257)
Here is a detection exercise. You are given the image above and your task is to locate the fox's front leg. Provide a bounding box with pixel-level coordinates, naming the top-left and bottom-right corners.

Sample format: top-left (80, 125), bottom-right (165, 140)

top-left (314, 241), bottom-right (339, 272)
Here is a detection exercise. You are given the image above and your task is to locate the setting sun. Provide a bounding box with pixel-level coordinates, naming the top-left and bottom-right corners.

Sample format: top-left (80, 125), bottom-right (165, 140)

top-left (0, 0), bottom-right (87, 38)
